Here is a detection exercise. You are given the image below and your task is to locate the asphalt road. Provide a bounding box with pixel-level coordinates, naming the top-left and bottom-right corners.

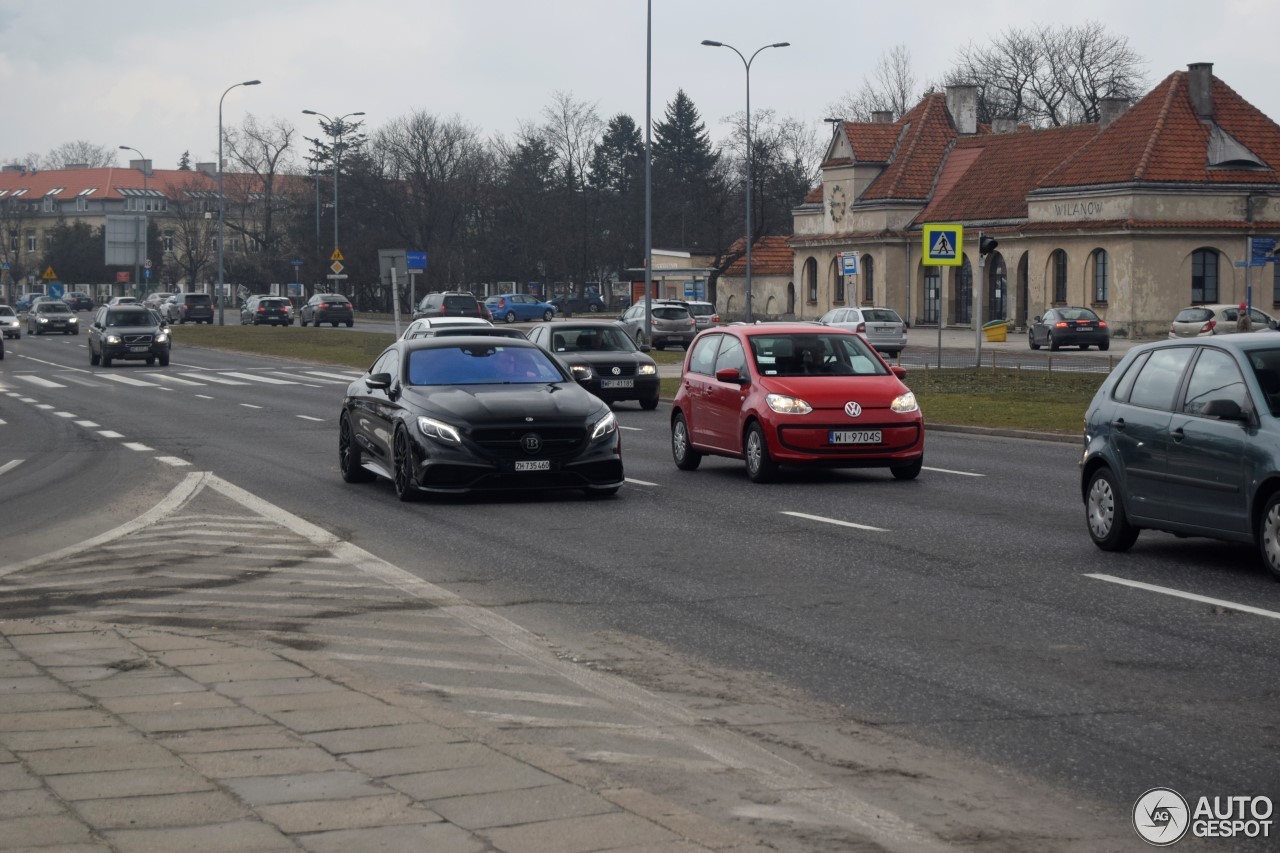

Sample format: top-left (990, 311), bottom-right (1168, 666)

top-left (2, 330), bottom-right (1277, 847)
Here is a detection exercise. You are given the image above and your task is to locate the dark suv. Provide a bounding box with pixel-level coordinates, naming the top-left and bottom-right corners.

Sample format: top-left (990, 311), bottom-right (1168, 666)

top-left (414, 291), bottom-right (489, 321)
top-left (173, 292), bottom-right (214, 324)
top-left (88, 305), bottom-right (170, 367)
top-left (241, 295), bottom-right (293, 326)
top-left (301, 293), bottom-right (354, 327)
top-left (63, 291), bottom-right (95, 312)
top-left (618, 300), bottom-right (697, 350)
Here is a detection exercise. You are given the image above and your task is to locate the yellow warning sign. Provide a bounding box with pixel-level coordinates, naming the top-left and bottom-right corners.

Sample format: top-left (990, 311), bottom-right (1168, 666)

top-left (42, 266), bottom-right (57, 280)
top-left (330, 248), bottom-right (344, 262)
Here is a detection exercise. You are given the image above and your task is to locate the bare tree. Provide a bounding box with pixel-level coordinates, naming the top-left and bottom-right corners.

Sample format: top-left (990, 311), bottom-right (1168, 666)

top-left (222, 115), bottom-right (298, 286)
top-left (826, 45), bottom-right (920, 122)
top-left (162, 176), bottom-right (219, 289)
top-left (541, 91), bottom-right (604, 290)
top-left (43, 141), bottom-right (117, 169)
top-left (0, 195), bottom-right (36, 299)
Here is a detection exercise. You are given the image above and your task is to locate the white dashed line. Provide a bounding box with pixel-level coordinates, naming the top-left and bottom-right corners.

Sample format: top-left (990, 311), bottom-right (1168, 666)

top-left (624, 477), bottom-right (659, 486)
top-left (101, 374), bottom-right (160, 387)
top-left (15, 376), bottom-right (66, 388)
top-left (18, 397), bottom-right (36, 403)
top-left (75, 420), bottom-right (100, 428)
top-left (148, 374), bottom-right (205, 386)
top-left (296, 415), bottom-right (324, 422)
top-left (619, 426), bottom-right (644, 432)
top-left (183, 373), bottom-right (247, 385)
top-left (222, 372), bottom-right (296, 385)
top-left (155, 457), bottom-right (192, 467)
top-left (1085, 574), bottom-right (1280, 621)
top-left (97, 431), bottom-right (124, 438)
top-left (0, 460), bottom-right (23, 476)
top-left (35, 404), bottom-right (53, 410)
top-left (240, 403), bottom-right (263, 410)
top-left (122, 442), bottom-right (154, 452)
top-left (195, 395), bottom-right (214, 400)
top-left (303, 370), bottom-right (362, 381)
top-left (54, 412), bottom-right (76, 418)
top-left (0, 419), bottom-right (6, 425)
top-left (923, 466), bottom-right (985, 477)
top-left (780, 511), bottom-right (888, 533)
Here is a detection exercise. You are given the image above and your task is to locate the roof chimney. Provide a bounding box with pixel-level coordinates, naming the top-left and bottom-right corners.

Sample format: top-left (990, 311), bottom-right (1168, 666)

top-left (871, 110), bottom-right (894, 124)
top-left (195, 162), bottom-right (217, 177)
top-left (2, 164), bottom-right (23, 173)
top-left (945, 84), bottom-right (978, 135)
top-left (1098, 97), bottom-right (1131, 128)
top-left (1187, 62), bottom-right (1214, 119)
top-left (992, 116), bottom-right (1018, 134)
top-left (128, 159), bottom-right (153, 177)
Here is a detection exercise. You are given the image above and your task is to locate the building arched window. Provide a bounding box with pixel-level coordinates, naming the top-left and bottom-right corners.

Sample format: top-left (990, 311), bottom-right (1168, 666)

top-left (805, 257), bottom-right (818, 303)
top-left (1091, 249), bottom-right (1109, 303)
top-left (834, 259), bottom-right (845, 303)
top-left (863, 255), bottom-right (875, 303)
top-left (1051, 250), bottom-right (1068, 303)
top-left (786, 282), bottom-right (795, 314)
top-left (988, 253), bottom-right (1006, 320)
top-left (956, 255), bottom-right (973, 324)
top-left (1192, 248), bottom-right (1219, 303)
top-left (923, 268), bottom-right (940, 324)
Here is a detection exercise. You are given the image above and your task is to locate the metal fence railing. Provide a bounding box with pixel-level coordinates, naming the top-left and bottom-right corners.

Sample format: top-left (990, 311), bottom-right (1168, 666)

top-left (891, 348), bottom-right (1117, 376)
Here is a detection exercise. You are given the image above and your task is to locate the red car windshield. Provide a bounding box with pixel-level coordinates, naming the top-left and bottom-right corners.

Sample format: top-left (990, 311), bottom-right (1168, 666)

top-left (748, 333), bottom-right (888, 377)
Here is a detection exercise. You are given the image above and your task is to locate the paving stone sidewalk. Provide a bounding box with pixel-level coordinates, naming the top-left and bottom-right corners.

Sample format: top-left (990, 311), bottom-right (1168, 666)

top-left (0, 618), bottom-right (763, 853)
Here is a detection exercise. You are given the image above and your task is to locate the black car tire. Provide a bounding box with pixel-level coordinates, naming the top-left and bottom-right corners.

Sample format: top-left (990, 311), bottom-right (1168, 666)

top-left (102, 354), bottom-right (112, 368)
top-left (1086, 467), bottom-right (1139, 551)
top-left (1050, 334), bottom-right (1061, 352)
top-left (146, 357), bottom-right (155, 366)
top-left (299, 317), bottom-right (308, 327)
top-left (158, 352), bottom-right (169, 367)
top-left (346, 321), bottom-right (353, 328)
top-left (671, 413), bottom-right (702, 471)
top-left (339, 415), bottom-right (376, 483)
top-left (891, 457), bottom-right (924, 480)
top-left (744, 422), bottom-right (777, 483)
top-left (331, 321), bottom-right (339, 327)
top-left (392, 428), bottom-right (419, 501)
top-left (1257, 493), bottom-right (1280, 581)
top-left (504, 311), bottom-right (517, 324)
top-left (90, 349), bottom-right (100, 366)
top-left (1080, 343), bottom-right (1089, 350)
top-left (640, 393), bottom-right (660, 411)
top-left (1029, 332), bottom-right (1040, 351)
top-left (1099, 341), bottom-right (1110, 351)
top-left (542, 310), bottom-right (553, 322)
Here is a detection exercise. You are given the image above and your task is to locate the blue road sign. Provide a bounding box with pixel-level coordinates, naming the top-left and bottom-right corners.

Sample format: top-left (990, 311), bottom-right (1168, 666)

top-left (1251, 236), bottom-right (1278, 263)
top-left (144, 269), bottom-right (151, 281)
top-left (290, 259), bottom-right (304, 267)
top-left (406, 251), bottom-right (427, 272)
top-left (48, 283), bottom-right (65, 299)
top-left (841, 252), bottom-right (859, 276)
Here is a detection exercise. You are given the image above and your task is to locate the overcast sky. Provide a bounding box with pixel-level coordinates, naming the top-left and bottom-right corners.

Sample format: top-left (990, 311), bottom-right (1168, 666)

top-left (2, 0), bottom-right (1276, 171)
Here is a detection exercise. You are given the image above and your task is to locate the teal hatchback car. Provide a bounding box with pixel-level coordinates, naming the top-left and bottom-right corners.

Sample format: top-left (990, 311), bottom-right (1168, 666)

top-left (1081, 334), bottom-right (1280, 578)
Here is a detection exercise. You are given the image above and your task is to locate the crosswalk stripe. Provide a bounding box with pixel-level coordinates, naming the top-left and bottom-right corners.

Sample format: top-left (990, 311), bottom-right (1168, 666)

top-left (303, 371), bottom-right (362, 381)
top-left (155, 457), bottom-right (191, 467)
top-left (57, 375), bottom-right (104, 387)
top-left (0, 460), bottom-right (22, 476)
top-left (15, 375), bottom-right (66, 388)
top-left (182, 373), bottom-right (247, 385)
top-left (122, 442), bottom-right (153, 452)
top-left (274, 373), bottom-right (337, 385)
top-left (221, 371), bottom-right (297, 385)
top-left (100, 374), bottom-right (160, 387)
top-left (148, 374), bottom-right (205, 386)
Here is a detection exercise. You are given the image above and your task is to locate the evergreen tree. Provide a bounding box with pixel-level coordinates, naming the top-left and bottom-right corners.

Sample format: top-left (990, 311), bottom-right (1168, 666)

top-left (652, 90), bottom-right (721, 249)
top-left (177, 150), bottom-right (192, 170)
top-left (589, 114), bottom-right (645, 274)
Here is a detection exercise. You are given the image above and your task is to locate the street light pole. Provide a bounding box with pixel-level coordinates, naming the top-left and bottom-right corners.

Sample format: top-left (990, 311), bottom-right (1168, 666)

top-left (702, 39), bottom-right (789, 323)
top-left (301, 110), bottom-right (364, 258)
top-left (217, 79), bottom-right (261, 325)
top-left (118, 146), bottom-right (147, 296)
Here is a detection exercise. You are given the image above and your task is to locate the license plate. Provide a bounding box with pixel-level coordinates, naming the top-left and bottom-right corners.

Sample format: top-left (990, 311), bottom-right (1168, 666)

top-left (829, 430), bottom-right (882, 445)
top-left (515, 460), bottom-right (550, 472)
top-left (129, 345), bottom-right (149, 352)
top-left (1077, 327), bottom-right (1093, 331)
top-left (874, 326), bottom-right (894, 333)
top-left (600, 379), bottom-right (634, 389)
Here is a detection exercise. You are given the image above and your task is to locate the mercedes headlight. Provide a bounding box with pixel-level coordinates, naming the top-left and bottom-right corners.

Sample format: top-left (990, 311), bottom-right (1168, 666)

top-left (766, 394), bottom-right (812, 415)
top-left (890, 391), bottom-right (919, 413)
top-left (590, 411), bottom-right (617, 441)
top-left (570, 364), bottom-right (593, 380)
top-left (106, 335), bottom-right (122, 345)
top-left (638, 364), bottom-right (657, 376)
top-left (417, 416), bottom-right (461, 445)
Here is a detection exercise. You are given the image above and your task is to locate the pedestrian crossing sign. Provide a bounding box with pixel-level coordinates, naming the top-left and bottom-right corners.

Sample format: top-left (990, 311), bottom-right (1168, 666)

top-left (923, 224), bottom-right (964, 267)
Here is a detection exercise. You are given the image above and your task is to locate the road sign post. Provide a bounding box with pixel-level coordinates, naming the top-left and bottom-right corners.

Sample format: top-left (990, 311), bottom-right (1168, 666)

top-left (922, 224), bottom-right (964, 365)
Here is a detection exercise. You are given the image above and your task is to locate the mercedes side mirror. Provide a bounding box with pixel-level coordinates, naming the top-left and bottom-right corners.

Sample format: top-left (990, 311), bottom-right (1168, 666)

top-left (366, 373), bottom-right (392, 390)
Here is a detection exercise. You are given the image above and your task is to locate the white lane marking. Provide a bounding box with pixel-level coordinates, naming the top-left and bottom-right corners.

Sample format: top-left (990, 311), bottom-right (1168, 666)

top-left (155, 457), bottom-right (193, 467)
top-left (183, 373), bottom-right (247, 385)
top-left (97, 430), bottom-right (124, 438)
top-left (923, 466), bottom-right (985, 478)
top-left (222, 371), bottom-right (297, 385)
top-left (54, 412), bottom-right (76, 418)
top-left (101, 374), bottom-right (160, 387)
top-left (240, 403), bottom-right (263, 410)
top-left (619, 426), bottom-right (644, 432)
top-left (303, 370), bottom-right (362, 381)
top-left (780, 511), bottom-right (889, 533)
top-left (270, 373), bottom-right (327, 386)
top-left (195, 394), bottom-right (214, 400)
top-left (0, 419), bottom-right (5, 425)
top-left (18, 397), bottom-right (36, 403)
top-left (58, 375), bottom-right (104, 387)
top-left (122, 442), bottom-right (153, 452)
top-left (296, 415), bottom-right (324, 422)
top-left (15, 375), bottom-right (66, 388)
top-left (0, 460), bottom-right (23, 476)
top-left (1085, 574), bottom-right (1280, 621)
top-left (35, 404), bottom-right (53, 410)
top-left (625, 477), bottom-right (659, 486)
top-left (149, 374), bottom-right (205, 386)
top-left (75, 420), bottom-right (100, 428)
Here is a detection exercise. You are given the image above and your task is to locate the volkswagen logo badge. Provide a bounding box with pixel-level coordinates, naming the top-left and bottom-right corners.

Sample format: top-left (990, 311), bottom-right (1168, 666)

top-left (844, 401), bottom-right (862, 418)
top-left (521, 433), bottom-right (542, 454)
top-left (612, 366), bottom-right (621, 375)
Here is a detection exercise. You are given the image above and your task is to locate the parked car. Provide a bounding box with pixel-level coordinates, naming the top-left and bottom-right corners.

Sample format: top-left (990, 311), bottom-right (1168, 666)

top-left (337, 336), bottom-right (623, 499)
top-left (88, 305), bottom-right (170, 367)
top-left (27, 300), bottom-right (79, 335)
top-left (671, 323), bottom-right (924, 483)
top-left (485, 293), bottom-right (557, 324)
top-left (15, 293), bottom-right (44, 312)
top-left (526, 320), bottom-right (661, 410)
top-left (107, 296), bottom-right (140, 306)
top-left (63, 291), bottom-right (95, 312)
top-left (820, 307), bottom-right (908, 356)
top-left (400, 316), bottom-right (493, 339)
top-left (300, 293), bottom-right (354, 327)
top-left (241, 295), bottom-right (294, 326)
top-left (171, 292), bottom-right (214, 324)
top-left (618, 300), bottom-right (697, 350)
top-left (1081, 335), bottom-right (1280, 578)
top-left (0, 305), bottom-right (20, 339)
top-left (550, 292), bottom-right (606, 316)
top-left (1028, 306), bottom-right (1110, 351)
top-left (413, 292), bottom-right (490, 322)
top-left (1168, 304), bottom-right (1278, 338)
top-left (410, 326), bottom-right (528, 342)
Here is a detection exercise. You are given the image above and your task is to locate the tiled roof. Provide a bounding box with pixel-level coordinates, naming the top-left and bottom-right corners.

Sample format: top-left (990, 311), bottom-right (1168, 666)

top-left (803, 185), bottom-right (823, 204)
top-left (917, 124), bottom-right (1099, 223)
top-left (723, 236), bottom-right (794, 276)
top-left (842, 122), bottom-right (902, 163)
top-left (1042, 71), bottom-right (1280, 188)
top-left (0, 167), bottom-right (218, 199)
top-left (859, 94), bottom-right (959, 202)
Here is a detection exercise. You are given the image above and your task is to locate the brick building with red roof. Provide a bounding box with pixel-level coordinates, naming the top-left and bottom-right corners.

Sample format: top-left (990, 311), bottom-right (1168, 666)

top-left (737, 63), bottom-right (1280, 337)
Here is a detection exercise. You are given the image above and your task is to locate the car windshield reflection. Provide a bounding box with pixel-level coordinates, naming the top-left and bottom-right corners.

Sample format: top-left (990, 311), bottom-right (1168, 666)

top-left (407, 345), bottom-right (564, 385)
top-left (749, 333), bottom-right (889, 377)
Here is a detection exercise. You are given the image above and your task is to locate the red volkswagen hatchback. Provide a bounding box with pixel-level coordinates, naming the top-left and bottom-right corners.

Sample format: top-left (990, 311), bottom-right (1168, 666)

top-left (670, 323), bottom-right (924, 482)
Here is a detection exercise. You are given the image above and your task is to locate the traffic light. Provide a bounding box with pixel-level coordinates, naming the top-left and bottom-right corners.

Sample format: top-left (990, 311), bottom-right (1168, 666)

top-left (979, 235), bottom-right (999, 257)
